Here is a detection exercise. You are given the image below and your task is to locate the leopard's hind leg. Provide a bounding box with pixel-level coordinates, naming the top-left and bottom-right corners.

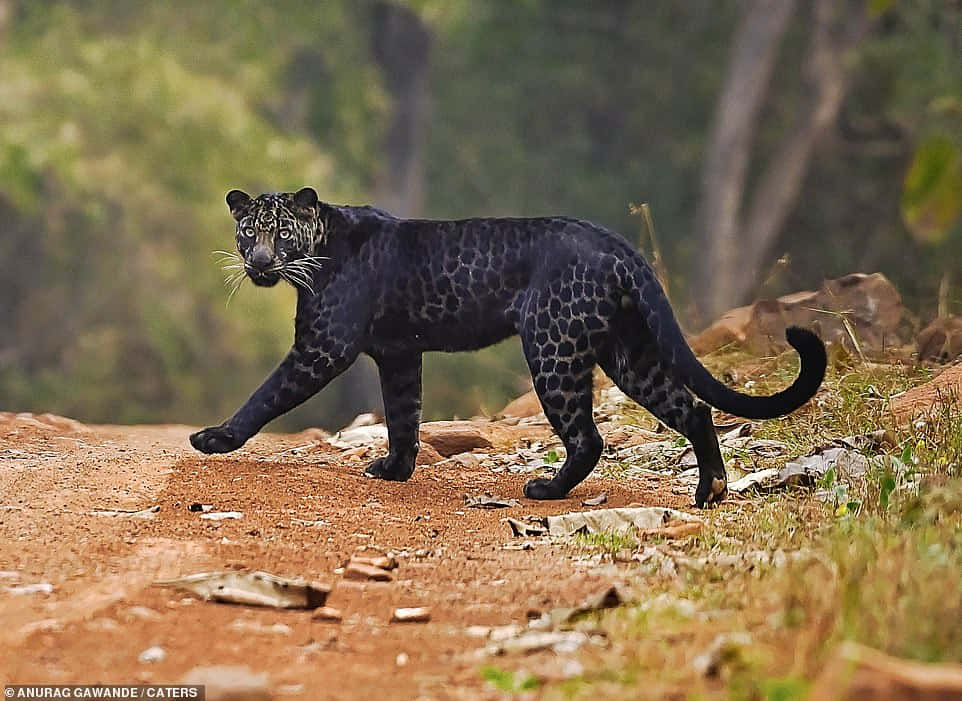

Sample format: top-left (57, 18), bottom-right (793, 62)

top-left (519, 288), bottom-right (604, 500)
top-left (599, 319), bottom-right (727, 508)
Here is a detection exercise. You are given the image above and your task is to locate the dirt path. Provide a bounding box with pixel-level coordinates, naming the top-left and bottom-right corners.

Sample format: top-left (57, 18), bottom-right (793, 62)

top-left (0, 413), bottom-right (687, 699)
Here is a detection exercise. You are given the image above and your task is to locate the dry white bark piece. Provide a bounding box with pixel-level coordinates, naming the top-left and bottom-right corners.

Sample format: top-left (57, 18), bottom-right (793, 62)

top-left (154, 571), bottom-right (330, 609)
top-left (546, 507), bottom-right (703, 537)
top-left (199, 511), bottom-right (244, 521)
top-left (391, 607), bottom-right (431, 623)
top-left (90, 505), bottom-right (160, 519)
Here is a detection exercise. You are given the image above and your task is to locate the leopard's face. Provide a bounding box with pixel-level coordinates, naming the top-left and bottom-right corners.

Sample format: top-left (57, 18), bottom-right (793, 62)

top-left (226, 187), bottom-right (326, 289)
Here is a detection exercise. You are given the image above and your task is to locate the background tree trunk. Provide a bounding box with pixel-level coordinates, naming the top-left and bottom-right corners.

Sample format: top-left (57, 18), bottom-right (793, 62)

top-left (732, 0), bottom-right (871, 307)
top-left (693, 0), bottom-right (870, 325)
top-left (371, 1), bottom-right (432, 218)
top-left (323, 2), bottom-right (434, 428)
top-left (692, 0), bottom-right (797, 322)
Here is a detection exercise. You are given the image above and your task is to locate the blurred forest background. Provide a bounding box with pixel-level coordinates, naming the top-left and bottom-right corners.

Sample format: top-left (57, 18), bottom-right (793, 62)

top-left (1, 0), bottom-right (961, 430)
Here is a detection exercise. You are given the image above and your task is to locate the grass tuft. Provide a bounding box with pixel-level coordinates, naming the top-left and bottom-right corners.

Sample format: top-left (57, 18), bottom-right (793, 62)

top-left (532, 355), bottom-right (962, 699)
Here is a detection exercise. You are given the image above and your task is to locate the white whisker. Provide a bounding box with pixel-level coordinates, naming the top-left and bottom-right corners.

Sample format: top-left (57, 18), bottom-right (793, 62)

top-left (290, 259), bottom-right (324, 277)
top-left (281, 269), bottom-right (315, 296)
top-left (283, 269), bottom-right (310, 288)
top-left (225, 275), bottom-right (245, 307)
top-left (223, 272), bottom-right (245, 288)
top-left (225, 268), bottom-right (247, 282)
top-left (296, 256), bottom-right (328, 270)
top-left (294, 264), bottom-right (318, 282)
top-left (212, 247), bottom-right (326, 302)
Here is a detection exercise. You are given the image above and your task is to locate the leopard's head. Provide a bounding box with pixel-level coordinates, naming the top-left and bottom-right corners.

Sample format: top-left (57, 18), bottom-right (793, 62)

top-left (223, 187), bottom-right (327, 291)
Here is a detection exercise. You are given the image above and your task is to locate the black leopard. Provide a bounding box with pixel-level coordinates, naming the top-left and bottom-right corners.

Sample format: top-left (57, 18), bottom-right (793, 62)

top-left (190, 187), bottom-right (827, 507)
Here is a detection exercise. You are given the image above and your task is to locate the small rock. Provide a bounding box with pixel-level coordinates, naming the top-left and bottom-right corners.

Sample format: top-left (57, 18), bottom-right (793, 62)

top-left (465, 494), bottom-right (520, 509)
top-left (639, 521), bottom-right (704, 540)
top-left (349, 555), bottom-right (398, 571)
top-left (181, 665), bottom-right (270, 701)
top-left (488, 624), bottom-right (525, 641)
top-left (486, 631), bottom-right (589, 656)
top-left (559, 659), bottom-right (585, 679)
top-left (139, 646), bottom-right (167, 664)
top-left (395, 652), bottom-right (409, 666)
top-left (918, 315), bottom-right (962, 363)
top-left (892, 362), bottom-right (962, 423)
top-left (6, 582), bottom-right (54, 595)
top-left (19, 619), bottom-right (63, 635)
top-left (275, 684), bottom-right (305, 697)
top-left (391, 607), bottom-right (431, 623)
top-left (689, 273), bottom-right (905, 355)
top-left (692, 633), bottom-right (752, 678)
top-left (125, 606), bottom-right (163, 621)
top-left (420, 421), bottom-right (494, 456)
top-left (295, 427), bottom-right (330, 443)
top-left (450, 452), bottom-right (481, 470)
top-left (229, 619), bottom-right (292, 635)
top-left (86, 617), bottom-right (121, 632)
top-left (328, 423), bottom-right (388, 450)
top-left (37, 412), bottom-right (91, 432)
top-left (581, 492), bottom-right (608, 507)
top-left (200, 511), bottom-right (243, 521)
top-left (343, 445), bottom-right (372, 460)
top-left (415, 443), bottom-right (445, 466)
top-left (499, 389), bottom-right (542, 419)
top-left (343, 412), bottom-right (380, 430)
top-left (343, 563), bottom-right (393, 582)
top-left (311, 606), bottom-right (343, 623)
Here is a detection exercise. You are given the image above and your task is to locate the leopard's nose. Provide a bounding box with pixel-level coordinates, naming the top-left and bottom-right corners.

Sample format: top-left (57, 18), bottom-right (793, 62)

top-left (249, 244), bottom-right (273, 272)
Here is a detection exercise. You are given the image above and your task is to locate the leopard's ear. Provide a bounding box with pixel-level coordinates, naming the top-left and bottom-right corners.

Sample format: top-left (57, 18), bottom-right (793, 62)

top-left (293, 187), bottom-right (318, 216)
top-left (226, 189), bottom-right (251, 221)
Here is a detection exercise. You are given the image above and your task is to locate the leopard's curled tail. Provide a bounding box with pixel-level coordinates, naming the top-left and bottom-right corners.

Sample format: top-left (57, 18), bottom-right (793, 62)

top-left (624, 261), bottom-right (827, 420)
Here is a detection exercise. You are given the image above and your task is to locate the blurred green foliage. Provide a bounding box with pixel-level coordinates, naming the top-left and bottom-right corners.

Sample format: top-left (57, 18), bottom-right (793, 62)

top-left (902, 133), bottom-right (962, 244)
top-left (1, 0), bottom-right (961, 429)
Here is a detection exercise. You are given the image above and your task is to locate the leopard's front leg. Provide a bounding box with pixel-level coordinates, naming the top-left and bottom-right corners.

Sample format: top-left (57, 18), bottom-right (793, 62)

top-left (190, 341), bottom-right (358, 454)
top-left (191, 282), bottom-right (368, 454)
top-left (364, 353), bottom-right (422, 481)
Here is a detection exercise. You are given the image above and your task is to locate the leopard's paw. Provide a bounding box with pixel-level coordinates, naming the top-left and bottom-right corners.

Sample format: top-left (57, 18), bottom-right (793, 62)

top-left (694, 475), bottom-right (728, 509)
top-left (523, 477), bottom-right (568, 500)
top-left (189, 425), bottom-right (245, 454)
top-left (364, 454), bottom-right (415, 482)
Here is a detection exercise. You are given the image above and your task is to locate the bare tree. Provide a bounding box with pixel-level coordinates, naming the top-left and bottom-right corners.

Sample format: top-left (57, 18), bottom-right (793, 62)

top-left (371, 1), bottom-right (432, 218)
top-left (0, 0), bottom-right (10, 42)
top-left (693, 0), bottom-right (872, 323)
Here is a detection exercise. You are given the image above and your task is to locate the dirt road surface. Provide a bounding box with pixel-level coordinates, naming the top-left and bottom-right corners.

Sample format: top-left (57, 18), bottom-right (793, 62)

top-left (0, 412), bottom-right (687, 699)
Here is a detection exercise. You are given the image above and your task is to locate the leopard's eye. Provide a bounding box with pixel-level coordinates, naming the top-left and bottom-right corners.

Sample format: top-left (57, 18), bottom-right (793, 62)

top-left (278, 228), bottom-right (291, 240)
top-left (242, 226), bottom-right (255, 238)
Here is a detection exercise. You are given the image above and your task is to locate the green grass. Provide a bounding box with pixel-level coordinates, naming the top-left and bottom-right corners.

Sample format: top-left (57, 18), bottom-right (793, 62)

top-left (571, 529), bottom-right (639, 556)
top-left (481, 665), bottom-right (542, 694)
top-left (495, 354), bottom-right (962, 699)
